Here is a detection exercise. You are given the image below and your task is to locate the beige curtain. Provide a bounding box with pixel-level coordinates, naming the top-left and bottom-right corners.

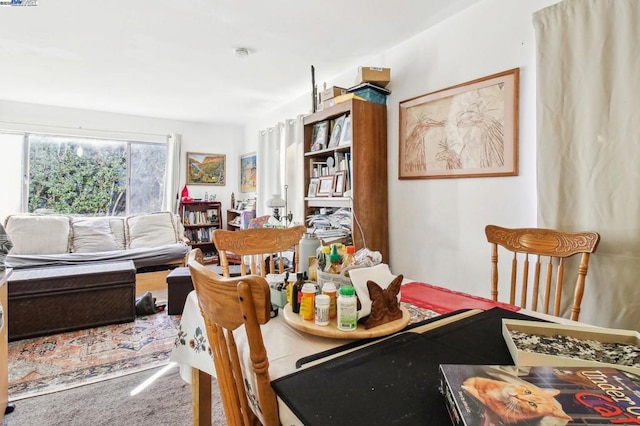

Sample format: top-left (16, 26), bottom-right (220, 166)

top-left (534, 0), bottom-right (640, 329)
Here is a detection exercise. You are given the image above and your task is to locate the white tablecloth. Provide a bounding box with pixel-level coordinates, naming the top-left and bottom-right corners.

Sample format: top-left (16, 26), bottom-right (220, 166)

top-left (169, 290), bottom-right (358, 425)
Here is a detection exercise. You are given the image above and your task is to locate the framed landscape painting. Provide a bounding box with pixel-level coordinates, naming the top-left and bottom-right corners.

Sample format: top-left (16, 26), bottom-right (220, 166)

top-left (399, 68), bottom-right (519, 179)
top-left (240, 152), bottom-right (257, 192)
top-left (186, 152), bottom-right (226, 185)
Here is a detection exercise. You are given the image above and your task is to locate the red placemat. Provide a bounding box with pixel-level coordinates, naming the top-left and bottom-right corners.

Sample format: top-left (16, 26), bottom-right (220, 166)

top-left (400, 282), bottom-right (520, 314)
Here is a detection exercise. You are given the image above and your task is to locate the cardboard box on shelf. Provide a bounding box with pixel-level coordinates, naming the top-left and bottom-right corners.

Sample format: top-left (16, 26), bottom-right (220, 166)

top-left (319, 86), bottom-right (347, 103)
top-left (502, 319), bottom-right (640, 375)
top-left (317, 93), bottom-right (365, 111)
top-left (356, 66), bottom-right (391, 87)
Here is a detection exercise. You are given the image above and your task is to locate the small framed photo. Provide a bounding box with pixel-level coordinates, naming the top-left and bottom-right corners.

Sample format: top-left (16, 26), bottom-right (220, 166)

top-left (307, 178), bottom-right (319, 197)
top-left (333, 171), bottom-right (346, 196)
top-left (328, 114), bottom-right (346, 148)
top-left (338, 116), bottom-right (352, 146)
top-left (316, 176), bottom-right (335, 197)
top-left (310, 121), bottom-right (329, 152)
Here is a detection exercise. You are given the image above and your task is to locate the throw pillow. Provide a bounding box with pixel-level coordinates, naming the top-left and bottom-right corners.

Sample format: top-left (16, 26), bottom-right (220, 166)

top-left (71, 217), bottom-right (118, 253)
top-left (4, 214), bottom-right (72, 255)
top-left (126, 212), bottom-right (178, 249)
top-left (108, 217), bottom-right (127, 250)
top-left (0, 223), bottom-right (13, 270)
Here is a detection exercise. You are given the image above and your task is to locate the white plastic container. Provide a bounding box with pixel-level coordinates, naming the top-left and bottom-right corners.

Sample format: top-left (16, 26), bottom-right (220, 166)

top-left (337, 285), bottom-right (357, 331)
top-left (314, 294), bottom-right (330, 326)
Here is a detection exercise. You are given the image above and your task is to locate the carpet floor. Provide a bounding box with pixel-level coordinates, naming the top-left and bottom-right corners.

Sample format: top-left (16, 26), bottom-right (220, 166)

top-left (8, 295), bottom-right (180, 400)
top-left (1, 363), bottom-right (226, 426)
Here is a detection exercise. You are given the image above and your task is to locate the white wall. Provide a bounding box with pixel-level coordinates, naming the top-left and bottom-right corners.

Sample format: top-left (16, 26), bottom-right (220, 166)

top-left (0, 100), bottom-right (249, 220)
top-left (248, 0), bottom-right (560, 299)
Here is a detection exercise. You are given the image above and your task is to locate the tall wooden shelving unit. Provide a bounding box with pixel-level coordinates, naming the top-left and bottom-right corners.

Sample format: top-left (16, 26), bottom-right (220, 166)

top-left (179, 201), bottom-right (222, 264)
top-left (303, 99), bottom-right (389, 261)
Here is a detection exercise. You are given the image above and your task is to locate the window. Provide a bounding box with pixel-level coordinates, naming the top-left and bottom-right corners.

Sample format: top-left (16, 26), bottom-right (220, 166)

top-left (26, 134), bottom-right (166, 216)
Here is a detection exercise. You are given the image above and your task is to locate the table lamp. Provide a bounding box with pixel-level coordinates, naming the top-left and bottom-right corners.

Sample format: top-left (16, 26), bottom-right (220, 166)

top-left (267, 194), bottom-right (286, 221)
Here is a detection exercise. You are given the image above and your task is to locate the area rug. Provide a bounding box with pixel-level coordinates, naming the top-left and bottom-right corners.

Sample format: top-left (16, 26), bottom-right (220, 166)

top-left (2, 364), bottom-right (226, 426)
top-left (8, 309), bottom-right (181, 401)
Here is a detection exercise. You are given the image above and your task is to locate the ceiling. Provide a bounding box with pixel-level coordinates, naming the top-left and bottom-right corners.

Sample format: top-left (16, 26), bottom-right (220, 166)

top-left (0, 0), bottom-right (481, 124)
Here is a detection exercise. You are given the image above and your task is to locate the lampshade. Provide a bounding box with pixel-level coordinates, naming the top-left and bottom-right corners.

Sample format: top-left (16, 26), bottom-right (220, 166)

top-left (266, 194), bottom-right (285, 208)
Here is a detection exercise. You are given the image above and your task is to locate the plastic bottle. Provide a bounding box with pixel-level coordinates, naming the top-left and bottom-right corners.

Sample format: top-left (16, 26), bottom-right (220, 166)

top-left (337, 285), bottom-right (357, 331)
top-left (291, 272), bottom-right (304, 314)
top-left (299, 283), bottom-right (316, 321)
top-left (322, 281), bottom-right (338, 319)
top-left (298, 233), bottom-right (321, 278)
top-left (341, 245), bottom-right (356, 270)
top-left (317, 245), bottom-right (330, 272)
top-left (324, 244), bottom-right (342, 274)
top-left (314, 294), bottom-right (330, 326)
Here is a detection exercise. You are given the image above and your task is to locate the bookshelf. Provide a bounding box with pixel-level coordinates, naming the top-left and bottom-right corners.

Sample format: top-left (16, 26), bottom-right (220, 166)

top-left (179, 201), bottom-right (222, 264)
top-left (303, 99), bottom-right (389, 261)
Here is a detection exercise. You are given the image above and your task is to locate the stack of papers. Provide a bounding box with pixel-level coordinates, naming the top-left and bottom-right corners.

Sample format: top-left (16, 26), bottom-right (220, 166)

top-left (307, 208), bottom-right (351, 242)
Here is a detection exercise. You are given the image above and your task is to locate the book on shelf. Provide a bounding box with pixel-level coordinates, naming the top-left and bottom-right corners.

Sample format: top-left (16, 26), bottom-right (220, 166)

top-left (439, 364), bottom-right (640, 426)
top-left (184, 210), bottom-right (216, 225)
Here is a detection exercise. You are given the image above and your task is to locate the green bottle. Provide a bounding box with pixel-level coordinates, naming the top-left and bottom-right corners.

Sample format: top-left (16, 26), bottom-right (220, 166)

top-left (325, 244), bottom-right (342, 274)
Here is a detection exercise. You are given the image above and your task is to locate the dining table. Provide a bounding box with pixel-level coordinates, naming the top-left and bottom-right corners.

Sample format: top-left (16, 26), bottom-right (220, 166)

top-left (168, 279), bottom-right (577, 425)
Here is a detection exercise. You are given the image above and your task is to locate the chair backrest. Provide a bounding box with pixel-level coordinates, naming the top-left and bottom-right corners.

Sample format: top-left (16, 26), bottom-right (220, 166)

top-left (187, 248), bottom-right (279, 426)
top-left (213, 225), bottom-right (306, 277)
top-left (485, 225), bottom-right (600, 321)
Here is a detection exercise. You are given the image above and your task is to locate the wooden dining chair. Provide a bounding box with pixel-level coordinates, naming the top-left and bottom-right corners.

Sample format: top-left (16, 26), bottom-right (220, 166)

top-left (485, 225), bottom-right (600, 321)
top-left (213, 225), bottom-right (306, 278)
top-left (187, 248), bottom-right (279, 426)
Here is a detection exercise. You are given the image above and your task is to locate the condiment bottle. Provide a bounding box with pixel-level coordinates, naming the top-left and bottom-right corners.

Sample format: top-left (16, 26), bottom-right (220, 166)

top-left (324, 244), bottom-right (342, 274)
top-left (314, 294), bottom-right (330, 326)
top-left (299, 283), bottom-right (316, 321)
top-left (337, 285), bottom-right (357, 331)
top-left (322, 281), bottom-right (338, 319)
top-left (341, 245), bottom-right (356, 270)
top-left (317, 245), bottom-right (330, 271)
top-left (291, 272), bottom-right (304, 314)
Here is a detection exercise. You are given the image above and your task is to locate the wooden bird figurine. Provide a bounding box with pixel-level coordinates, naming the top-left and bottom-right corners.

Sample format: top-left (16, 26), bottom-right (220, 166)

top-left (364, 274), bottom-right (403, 329)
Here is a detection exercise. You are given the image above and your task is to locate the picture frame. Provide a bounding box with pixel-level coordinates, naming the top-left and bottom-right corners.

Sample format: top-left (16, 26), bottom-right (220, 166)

top-left (316, 175), bottom-right (334, 197)
top-left (328, 114), bottom-right (346, 148)
top-left (307, 177), bottom-right (319, 197)
top-left (187, 152), bottom-right (226, 185)
top-left (240, 152), bottom-right (257, 193)
top-left (338, 116), bottom-right (352, 146)
top-left (310, 121), bottom-right (329, 152)
top-left (399, 68), bottom-right (519, 179)
top-left (333, 171), bottom-right (346, 196)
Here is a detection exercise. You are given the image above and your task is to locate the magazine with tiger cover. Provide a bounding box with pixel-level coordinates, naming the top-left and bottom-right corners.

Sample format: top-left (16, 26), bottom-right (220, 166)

top-left (439, 364), bottom-right (640, 426)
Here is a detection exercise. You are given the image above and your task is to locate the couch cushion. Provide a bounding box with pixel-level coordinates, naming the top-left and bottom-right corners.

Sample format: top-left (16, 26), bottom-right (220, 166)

top-left (108, 217), bottom-right (126, 250)
top-left (71, 217), bottom-right (118, 253)
top-left (126, 212), bottom-right (178, 249)
top-left (5, 215), bottom-right (72, 255)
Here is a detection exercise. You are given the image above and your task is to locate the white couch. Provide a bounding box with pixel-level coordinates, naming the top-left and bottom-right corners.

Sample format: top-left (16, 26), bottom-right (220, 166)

top-left (4, 211), bottom-right (188, 270)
